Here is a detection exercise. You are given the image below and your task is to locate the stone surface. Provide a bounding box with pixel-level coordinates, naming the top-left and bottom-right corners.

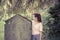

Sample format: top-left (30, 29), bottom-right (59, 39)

top-left (5, 14), bottom-right (32, 40)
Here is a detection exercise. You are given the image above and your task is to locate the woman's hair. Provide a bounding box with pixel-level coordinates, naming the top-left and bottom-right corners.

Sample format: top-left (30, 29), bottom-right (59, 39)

top-left (33, 13), bottom-right (42, 22)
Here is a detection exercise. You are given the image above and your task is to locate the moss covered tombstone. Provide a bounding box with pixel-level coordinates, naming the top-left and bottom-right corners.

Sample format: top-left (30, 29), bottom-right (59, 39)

top-left (5, 14), bottom-right (32, 40)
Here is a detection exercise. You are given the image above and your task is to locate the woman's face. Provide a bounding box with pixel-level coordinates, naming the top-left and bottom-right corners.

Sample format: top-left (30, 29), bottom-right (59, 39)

top-left (33, 15), bottom-right (37, 21)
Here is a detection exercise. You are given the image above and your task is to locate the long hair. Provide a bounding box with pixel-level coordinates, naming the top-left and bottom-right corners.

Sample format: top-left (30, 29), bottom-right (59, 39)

top-left (33, 13), bottom-right (42, 22)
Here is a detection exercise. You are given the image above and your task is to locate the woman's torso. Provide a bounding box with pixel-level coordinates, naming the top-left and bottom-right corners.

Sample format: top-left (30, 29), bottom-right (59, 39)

top-left (32, 20), bottom-right (42, 35)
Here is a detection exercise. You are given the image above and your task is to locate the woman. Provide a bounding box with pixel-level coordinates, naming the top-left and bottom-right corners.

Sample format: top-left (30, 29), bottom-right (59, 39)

top-left (32, 13), bottom-right (43, 40)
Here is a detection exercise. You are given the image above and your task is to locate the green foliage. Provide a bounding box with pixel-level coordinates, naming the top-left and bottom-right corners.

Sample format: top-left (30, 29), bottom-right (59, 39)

top-left (0, 0), bottom-right (2, 4)
top-left (9, 0), bottom-right (12, 4)
top-left (48, 0), bottom-right (60, 40)
top-left (42, 14), bottom-right (52, 40)
top-left (0, 21), bottom-right (4, 40)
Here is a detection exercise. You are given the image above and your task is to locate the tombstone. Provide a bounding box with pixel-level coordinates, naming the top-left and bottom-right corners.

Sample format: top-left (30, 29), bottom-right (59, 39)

top-left (5, 14), bottom-right (32, 40)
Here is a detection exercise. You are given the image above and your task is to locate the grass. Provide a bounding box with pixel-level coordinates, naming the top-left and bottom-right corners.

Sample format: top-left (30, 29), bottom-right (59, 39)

top-left (0, 20), bottom-right (4, 40)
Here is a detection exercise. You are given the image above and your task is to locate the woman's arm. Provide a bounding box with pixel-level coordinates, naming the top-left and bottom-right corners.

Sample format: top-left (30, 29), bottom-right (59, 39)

top-left (39, 23), bottom-right (43, 40)
top-left (40, 31), bottom-right (42, 40)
